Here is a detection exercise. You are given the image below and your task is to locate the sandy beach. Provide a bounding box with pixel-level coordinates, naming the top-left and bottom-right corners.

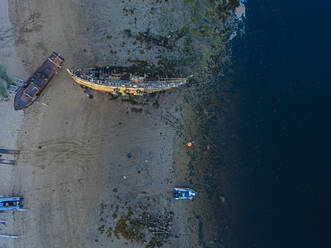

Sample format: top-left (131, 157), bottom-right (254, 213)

top-left (0, 0), bottom-right (199, 247)
top-left (0, 0), bottom-right (244, 247)
top-left (0, 0), bottom-right (25, 246)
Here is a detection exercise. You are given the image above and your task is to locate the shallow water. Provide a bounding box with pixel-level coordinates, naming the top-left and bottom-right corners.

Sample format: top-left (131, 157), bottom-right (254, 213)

top-left (191, 0), bottom-right (331, 247)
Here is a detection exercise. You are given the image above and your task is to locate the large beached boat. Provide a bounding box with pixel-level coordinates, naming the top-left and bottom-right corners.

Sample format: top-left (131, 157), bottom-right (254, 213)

top-left (67, 66), bottom-right (189, 96)
top-left (14, 52), bottom-right (64, 110)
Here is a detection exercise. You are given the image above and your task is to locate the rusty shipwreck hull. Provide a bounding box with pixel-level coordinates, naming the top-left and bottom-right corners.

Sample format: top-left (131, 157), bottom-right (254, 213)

top-left (14, 52), bottom-right (64, 110)
top-left (67, 66), bottom-right (189, 96)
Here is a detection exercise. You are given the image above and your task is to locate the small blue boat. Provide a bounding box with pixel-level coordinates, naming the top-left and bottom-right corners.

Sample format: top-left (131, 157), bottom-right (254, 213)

top-left (0, 197), bottom-right (24, 211)
top-left (172, 188), bottom-right (196, 200)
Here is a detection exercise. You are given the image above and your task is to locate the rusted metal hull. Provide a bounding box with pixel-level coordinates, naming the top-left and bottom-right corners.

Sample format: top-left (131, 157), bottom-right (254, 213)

top-left (14, 52), bottom-right (64, 110)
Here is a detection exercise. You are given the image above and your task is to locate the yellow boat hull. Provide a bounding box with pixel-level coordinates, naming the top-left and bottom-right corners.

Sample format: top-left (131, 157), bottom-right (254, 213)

top-left (66, 69), bottom-right (187, 95)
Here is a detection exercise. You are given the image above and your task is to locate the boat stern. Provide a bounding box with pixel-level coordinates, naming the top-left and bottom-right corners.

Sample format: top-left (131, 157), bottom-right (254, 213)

top-left (66, 68), bottom-right (73, 76)
top-left (13, 87), bottom-right (31, 110)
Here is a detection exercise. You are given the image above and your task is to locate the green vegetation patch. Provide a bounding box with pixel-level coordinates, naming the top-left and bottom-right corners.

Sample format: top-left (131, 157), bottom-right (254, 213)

top-left (0, 65), bottom-right (11, 98)
top-left (97, 202), bottom-right (174, 248)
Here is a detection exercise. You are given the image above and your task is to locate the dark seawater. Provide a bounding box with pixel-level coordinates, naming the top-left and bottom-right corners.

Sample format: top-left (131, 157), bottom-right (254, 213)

top-left (198, 0), bottom-right (331, 247)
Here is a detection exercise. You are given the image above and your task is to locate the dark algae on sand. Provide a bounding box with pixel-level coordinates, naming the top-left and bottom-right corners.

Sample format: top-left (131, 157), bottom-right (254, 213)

top-left (97, 202), bottom-right (174, 247)
top-left (87, 0), bottom-right (245, 247)
top-left (168, 0), bottom-right (245, 247)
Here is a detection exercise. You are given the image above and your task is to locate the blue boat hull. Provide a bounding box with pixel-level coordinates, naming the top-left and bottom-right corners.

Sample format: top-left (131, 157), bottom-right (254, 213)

top-left (0, 197), bottom-right (23, 210)
top-left (172, 188), bottom-right (196, 200)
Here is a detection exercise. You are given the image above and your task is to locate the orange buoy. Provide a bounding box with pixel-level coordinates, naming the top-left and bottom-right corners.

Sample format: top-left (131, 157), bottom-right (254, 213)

top-left (187, 141), bottom-right (193, 147)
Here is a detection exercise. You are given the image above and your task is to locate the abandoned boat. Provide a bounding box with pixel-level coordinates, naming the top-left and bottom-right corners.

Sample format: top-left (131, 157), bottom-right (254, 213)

top-left (67, 66), bottom-right (189, 96)
top-left (14, 52), bottom-right (64, 110)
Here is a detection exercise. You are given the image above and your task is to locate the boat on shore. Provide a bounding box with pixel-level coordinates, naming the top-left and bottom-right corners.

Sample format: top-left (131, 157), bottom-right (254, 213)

top-left (172, 188), bottom-right (196, 200)
top-left (67, 66), bottom-right (189, 96)
top-left (14, 52), bottom-right (64, 110)
top-left (0, 196), bottom-right (23, 211)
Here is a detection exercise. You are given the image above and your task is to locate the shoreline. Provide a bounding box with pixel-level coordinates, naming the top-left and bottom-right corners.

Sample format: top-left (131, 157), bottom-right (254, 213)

top-left (173, 77), bottom-right (242, 247)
